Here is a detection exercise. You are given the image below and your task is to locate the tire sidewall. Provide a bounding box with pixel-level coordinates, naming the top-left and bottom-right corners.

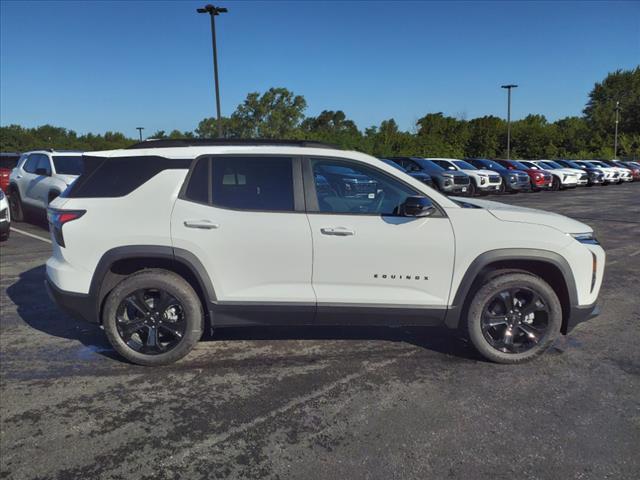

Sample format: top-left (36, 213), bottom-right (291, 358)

top-left (103, 270), bottom-right (204, 366)
top-left (467, 273), bottom-right (562, 364)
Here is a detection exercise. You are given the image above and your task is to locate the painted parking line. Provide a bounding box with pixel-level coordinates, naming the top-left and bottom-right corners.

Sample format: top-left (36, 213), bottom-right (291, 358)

top-left (10, 227), bottom-right (52, 244)
top-left (631, 250), bottom-right (640, 257)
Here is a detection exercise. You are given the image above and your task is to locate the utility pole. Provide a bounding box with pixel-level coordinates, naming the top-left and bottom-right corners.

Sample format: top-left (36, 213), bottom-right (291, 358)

top-left (614, 101), bottom-right (620, 159)
top-left (136, 127), bottom-right (144, 142)
top-left (197, 4), bottom-right (228, 138)
top-left (501, 84), bottom-right (518, 160)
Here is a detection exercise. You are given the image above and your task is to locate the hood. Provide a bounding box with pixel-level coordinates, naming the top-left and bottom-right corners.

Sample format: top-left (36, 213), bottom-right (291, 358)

top-left (56, 174), bottom-right (79, 185)
top-left (450, 197), bottom-right (592, 234)
top-left (471, 169), bottom-right (500, 177)
top-left (441, 170), bottom-right (468, 177)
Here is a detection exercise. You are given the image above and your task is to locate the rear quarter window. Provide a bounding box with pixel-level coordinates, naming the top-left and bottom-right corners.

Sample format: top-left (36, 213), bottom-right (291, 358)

top-left (64, 156), bottom-right (191, 198)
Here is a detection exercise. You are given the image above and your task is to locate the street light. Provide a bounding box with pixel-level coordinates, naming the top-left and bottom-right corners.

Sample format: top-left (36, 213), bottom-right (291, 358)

top-left (197, 4), bottom-right (227, 138)
top-left (614, 101), bottom-right (621, 159)
top-left (501, 84), bottom-right (518, 160)
top-left (136, 127), bottom-right (144, 142)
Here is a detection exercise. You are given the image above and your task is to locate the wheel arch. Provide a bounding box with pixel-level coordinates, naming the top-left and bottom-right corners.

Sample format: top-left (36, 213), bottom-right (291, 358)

top-left (444, 249), bottom-right (577, 334)
top-left (91, 246), bottom-right (216, 326)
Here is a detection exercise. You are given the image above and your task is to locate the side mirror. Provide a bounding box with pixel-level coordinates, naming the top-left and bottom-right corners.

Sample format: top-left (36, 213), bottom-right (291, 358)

top-left (35, 168), bottom-right (50, 176)
top-left (400, 196), bottom-right (436, 217)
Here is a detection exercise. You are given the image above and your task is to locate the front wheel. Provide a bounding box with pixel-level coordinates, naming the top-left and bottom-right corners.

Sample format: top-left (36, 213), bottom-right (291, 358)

top-left (103, 269), bottom-right (204, 366)
top-left (551, 177), bottom-right (561, 191)
top-left (8, 189), bottom-right (24, 222)
top-left (467, 181), bottom-right (477, 197)
top-left (466, 272), bottom-right (562, 364)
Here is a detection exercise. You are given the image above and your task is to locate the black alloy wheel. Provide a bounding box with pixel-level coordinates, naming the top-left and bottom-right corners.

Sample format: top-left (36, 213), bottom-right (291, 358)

top-left (115, 288), bottom-right (187, 355)
top-left (480, 287), bottom-right (550, 354)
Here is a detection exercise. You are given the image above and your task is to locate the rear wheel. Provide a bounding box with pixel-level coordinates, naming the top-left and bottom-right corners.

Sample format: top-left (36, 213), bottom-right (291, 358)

top-left (8, 188), bottom-right (24, 222)
top-left (466, 272), bottom-right (562, 364)
top-left (103, 269), bottom-right (204, 366)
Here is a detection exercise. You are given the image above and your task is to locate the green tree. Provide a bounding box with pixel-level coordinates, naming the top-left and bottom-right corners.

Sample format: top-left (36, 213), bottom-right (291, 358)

top-left (466, 116), bottom-right (504, 158)
top-left (415, 113), bottom-right (468, 157)
top-left (231, 87), bottom-right (307, 138)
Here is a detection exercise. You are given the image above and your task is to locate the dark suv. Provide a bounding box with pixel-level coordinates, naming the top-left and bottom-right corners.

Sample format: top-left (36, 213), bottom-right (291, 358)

top-left (381, 158), bottom-right (434, 187)
top-left (467, 158), bottom-right (531, 193)
top-left (386, 157), bottom-right (470, 195)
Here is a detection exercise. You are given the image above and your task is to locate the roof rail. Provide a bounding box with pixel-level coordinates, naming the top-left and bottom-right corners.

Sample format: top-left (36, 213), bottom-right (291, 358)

top-left (125, 138), bottom-right (342, 150)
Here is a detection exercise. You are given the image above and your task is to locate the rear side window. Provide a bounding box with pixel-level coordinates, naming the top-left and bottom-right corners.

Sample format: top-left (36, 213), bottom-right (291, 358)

top-left (52, 156), bottom-right (83, 175)
top-left (64, 156), bottom-right (191, 198)
top-left (23, 155), bottom-right (39, 173)
top-left (183, 156), bottom-right (294, 212)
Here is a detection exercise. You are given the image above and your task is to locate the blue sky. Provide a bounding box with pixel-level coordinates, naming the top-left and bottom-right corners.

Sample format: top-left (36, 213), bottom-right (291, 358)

top-left (1, 0), bottom-right (638, 137)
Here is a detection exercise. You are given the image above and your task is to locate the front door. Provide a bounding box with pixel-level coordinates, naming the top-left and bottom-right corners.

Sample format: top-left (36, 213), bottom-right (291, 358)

top-left (171, 155), bottom-right (315, 326)
top-left (304, 157), bottom-right (455, 325)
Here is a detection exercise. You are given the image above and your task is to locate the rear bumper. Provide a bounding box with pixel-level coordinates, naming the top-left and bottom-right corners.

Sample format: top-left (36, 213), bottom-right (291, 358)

top-left (564, 302), bottom-right (601, 334)
top-left (45, 276), bottom-right (98, 324)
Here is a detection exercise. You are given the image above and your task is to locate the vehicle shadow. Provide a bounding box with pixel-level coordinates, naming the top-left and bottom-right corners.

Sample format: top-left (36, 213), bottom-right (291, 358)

top-left (6, 265), bottom-right (480, 363)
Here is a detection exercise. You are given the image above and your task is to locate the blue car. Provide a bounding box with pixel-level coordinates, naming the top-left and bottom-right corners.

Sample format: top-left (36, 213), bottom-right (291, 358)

top-left (467, 158), bottom-right (531, 193)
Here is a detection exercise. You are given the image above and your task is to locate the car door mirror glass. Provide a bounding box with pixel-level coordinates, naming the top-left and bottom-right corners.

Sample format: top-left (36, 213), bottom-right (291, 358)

top-left (35, 167), bottom-right (49, 176)
top-left (400, 196), bottom-right (435, 217)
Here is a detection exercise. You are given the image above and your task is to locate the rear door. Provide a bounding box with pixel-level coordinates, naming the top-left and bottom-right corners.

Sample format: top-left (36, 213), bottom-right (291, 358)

top-left (28, 154), bottom-right (53, 207)
top-left (304, 157), bottom-right (455, 325)
top-left (171, 155), bottom-right (316, 325)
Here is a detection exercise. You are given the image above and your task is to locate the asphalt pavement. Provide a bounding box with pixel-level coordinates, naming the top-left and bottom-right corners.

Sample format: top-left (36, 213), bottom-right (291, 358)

top-left (1, 184), bottom-right (639, 479)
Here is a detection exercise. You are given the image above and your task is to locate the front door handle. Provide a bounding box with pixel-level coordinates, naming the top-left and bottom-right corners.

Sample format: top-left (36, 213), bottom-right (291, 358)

top-left (184, 220), bottom-right (219, 230)
top-left (320, 227), bottom-right (355, 236)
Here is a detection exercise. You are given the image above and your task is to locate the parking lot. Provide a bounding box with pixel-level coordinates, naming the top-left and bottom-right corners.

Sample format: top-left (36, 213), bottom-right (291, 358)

top-left (1, 184), bottom-right (639, 479)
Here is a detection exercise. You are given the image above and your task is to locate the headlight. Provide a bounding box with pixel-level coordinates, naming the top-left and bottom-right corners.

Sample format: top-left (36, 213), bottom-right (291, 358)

top-left (509, 175), bottom-right (517, 181)
top-left (571, 232), bottom-right (599, 245)
top-left (480, 177), bottom-right (486, 184)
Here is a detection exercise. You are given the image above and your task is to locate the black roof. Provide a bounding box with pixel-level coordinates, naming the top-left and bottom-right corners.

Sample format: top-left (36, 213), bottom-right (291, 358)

top-left (126, 138), bottom-right (342, 150)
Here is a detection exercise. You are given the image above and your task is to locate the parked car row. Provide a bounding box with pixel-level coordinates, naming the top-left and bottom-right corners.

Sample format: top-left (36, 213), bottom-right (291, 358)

top-left (381, 157), bottom-right (639, 196)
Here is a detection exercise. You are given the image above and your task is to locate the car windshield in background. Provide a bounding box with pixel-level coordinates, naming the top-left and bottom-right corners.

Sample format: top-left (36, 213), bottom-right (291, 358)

top-left (509, 161), bottom-right (530, 170)
top-left (482, 161), bottom-right (507, 170)
top-left (415, 159), bottom-right (445, 171)
top-left (520, 161), bottom-right (539, 170)
top-left (381, 159), bottom-right (405, 171)
top-left (453, 160), bottom-right (477, 170)
top-left (539, 162), bottom-right (558, 169)
top-left (52, 156), bottom-right (83, 175)
top-left (564, 161), bottom-right (582, 168)
top-left (545, 161), bottom-right (565, 169)
top-left (0, 158), bottom-right (20, 169)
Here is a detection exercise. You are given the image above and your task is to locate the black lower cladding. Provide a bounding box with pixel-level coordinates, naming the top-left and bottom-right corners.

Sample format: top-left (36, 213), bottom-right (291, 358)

top-left (563, 302), bottom-right (600, 334)
top-left (0, 220), bottom-right (9, 236)
top-left (45, 278), bottom-right (98, 323)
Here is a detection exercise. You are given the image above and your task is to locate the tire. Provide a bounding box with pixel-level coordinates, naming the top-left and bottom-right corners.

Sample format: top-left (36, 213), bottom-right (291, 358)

top-left (551, 177), bottom-right (561, 191)
top-left (0, 231), bottom-right (8, 241)
top-left (468, 181), bottom-right (477, 197)
top-left (466, 272), bottom-right (562, 364)
top-left (498, 182), bottom-right (507, 194)
top-left (8, 188), bottom-right (24, 222)
top-left (102, 269), bottom-right (204, 366)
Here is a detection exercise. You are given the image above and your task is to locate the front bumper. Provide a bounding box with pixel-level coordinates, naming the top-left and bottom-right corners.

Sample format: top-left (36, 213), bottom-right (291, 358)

top-left (45, 276), bottom-right (98, 324)
top-left (564, 302), bottom-right (601, 334)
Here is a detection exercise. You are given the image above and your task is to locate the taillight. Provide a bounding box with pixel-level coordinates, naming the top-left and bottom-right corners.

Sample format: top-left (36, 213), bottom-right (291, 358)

top-left (47, 209), bottom-right (85, 247)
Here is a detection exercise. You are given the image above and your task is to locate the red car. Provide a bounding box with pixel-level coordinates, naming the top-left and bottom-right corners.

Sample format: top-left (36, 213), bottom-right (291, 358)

top-left (0, 152), bottom-right (21, 193)
top-left (496, 159), bottom-right (553, 191)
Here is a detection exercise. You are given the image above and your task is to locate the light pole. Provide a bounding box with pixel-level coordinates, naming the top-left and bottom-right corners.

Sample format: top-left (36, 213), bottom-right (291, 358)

top-left (501, 84), bottom-right (518, 160)
top-left (136, 127), bottom-right (144, 141)
top-left (197, 4), bottom-right (227, 138)
top-left (614, 101), bottom-right (620, 159)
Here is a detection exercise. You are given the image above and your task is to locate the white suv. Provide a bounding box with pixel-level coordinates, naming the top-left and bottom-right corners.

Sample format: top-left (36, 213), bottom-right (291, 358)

top-left (8, 150), bottom-right (83, 221)
top-left (428, 158), bottom-right (502, 196)
top-left (45, 139), bottom-right (604, 366)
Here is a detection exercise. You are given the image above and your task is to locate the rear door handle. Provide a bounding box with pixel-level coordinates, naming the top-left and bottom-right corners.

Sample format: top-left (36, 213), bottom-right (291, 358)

top-left (320, 227), bottom-right (355, 236)
top-left (184, 220), bottom-right (219, 230)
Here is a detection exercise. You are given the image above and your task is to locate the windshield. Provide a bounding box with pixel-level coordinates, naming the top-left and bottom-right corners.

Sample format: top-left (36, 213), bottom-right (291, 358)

top-left (520, 161), bottom-right (540, 170)
top-left (590, 161), bottom-right (608, 168)
top-left (545, 160), bottom-right (564, 169)
top-left (453, 160), bottom-right (477, 170)
top-left (0, 157), bottom-right (20, 169)
top-left (381, 159), bottom-right (405, 171)
top-left (509, 160), bottom-right (529, 170)
top-left (415, 159), bottom-right (445, 171)
top-left (564, 160), bottom-right (582, 169)
top-left (538, 161), bottom-right (557, 169)
top-left (53, 156), bottom-right (83, 175)
top-left (480, 161), bottom-right (506, 171)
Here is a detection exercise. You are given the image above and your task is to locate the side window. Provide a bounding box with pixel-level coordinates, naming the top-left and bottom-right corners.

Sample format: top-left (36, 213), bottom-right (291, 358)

top-left (23, 155), bottom-right (39, 173)
top-left (36, 155), bottom-right (52, 175)
top-left (404, 160), bottom-right (421, 172)
top-left (311, 159), bottom-right (418, 215)
top-left (184, 157), bottom-right (210, 204)
top-left (211, 157), bottom-right (294, 211)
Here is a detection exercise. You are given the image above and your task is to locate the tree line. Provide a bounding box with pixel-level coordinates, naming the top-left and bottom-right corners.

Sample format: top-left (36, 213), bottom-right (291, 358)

top-left (1, 67), bottom-right (638, 160)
